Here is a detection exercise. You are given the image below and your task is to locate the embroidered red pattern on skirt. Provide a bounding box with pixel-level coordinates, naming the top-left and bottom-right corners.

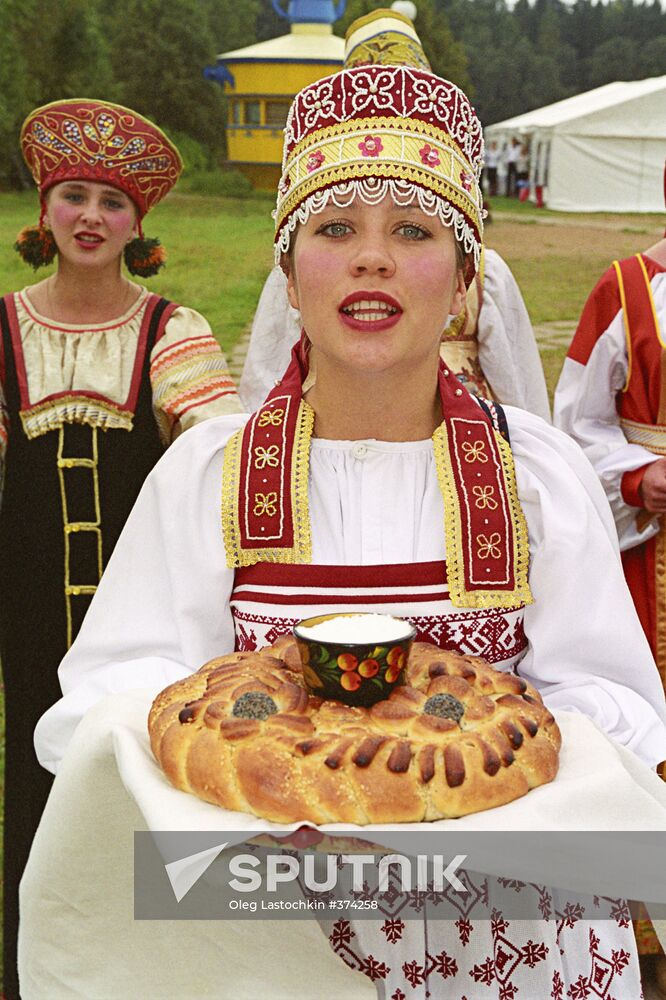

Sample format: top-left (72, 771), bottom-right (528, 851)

top-left (230, 559), bottom-right (528, 671)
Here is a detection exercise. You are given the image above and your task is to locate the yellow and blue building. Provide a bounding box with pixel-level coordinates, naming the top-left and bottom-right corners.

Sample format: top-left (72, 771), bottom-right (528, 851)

top-left (205, 0), bottom-right (345, 189)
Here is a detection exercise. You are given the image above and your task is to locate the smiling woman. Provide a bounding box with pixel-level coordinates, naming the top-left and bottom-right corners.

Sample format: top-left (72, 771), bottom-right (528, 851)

top-left (0, 98), bottom-right (243, 1000)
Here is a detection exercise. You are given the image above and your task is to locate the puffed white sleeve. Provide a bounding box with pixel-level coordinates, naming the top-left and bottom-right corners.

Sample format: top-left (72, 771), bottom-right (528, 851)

top-left (477, 249), bottom-right (551, 422)
top-left (34, 412), bottom-right (249, 774)
top-left (150, 305), bottom-right (244, 443)
top-left (507, 406), bottom-right (666, 768)
top-left (239, 266), bottom-right (302, 412)
top-left (554, 269), bottom-right (660, 550)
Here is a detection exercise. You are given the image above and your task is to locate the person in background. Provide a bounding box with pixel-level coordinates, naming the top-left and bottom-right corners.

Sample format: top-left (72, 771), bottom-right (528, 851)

top-left (241, 20), bottom-right (550, 423)
top-left (0, 98), bottom-right (242, 999)
top-left (554, 200), bottom-right (666, 998)
top-left (554, 215), bottom-right (666, 706)
top-left (504, 136), bottom-right (521, 197)
top-left (516, 142), bottom-right (530, 202)
top-left (31, 13), bottom-right (666, 998)
top-left (483, 138), bottom-right (500, 198)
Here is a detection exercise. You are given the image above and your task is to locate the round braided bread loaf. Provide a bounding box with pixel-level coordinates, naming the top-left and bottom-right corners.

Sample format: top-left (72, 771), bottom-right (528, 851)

top-left (148, 637), bottom-right (561, 824)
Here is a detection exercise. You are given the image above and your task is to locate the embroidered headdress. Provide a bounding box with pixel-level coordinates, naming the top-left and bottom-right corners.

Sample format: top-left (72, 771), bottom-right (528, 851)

top-left (15, 99), bottom-right (183, 276)
top-left (344, 8), bottom-right (432, 71)
top-left (274, 9), bottom-right (484, 274)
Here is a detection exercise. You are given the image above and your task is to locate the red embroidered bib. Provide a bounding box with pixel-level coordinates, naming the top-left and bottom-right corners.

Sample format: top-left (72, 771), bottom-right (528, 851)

top-left (222, 343), bottom-right (531, 610)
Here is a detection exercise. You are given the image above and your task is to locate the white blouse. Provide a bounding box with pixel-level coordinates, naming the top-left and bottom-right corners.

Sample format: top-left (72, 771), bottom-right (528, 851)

top-left (0, 286), bottom-right (242, 456)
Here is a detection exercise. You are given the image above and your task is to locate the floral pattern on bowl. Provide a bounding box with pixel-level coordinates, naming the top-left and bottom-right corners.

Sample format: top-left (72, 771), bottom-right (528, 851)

top-left (293, 613), bottom-right (416, 707)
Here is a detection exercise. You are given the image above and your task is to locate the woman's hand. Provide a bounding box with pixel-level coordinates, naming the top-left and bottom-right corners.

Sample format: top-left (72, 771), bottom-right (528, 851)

top-left (639, 458), bottom-right (666, 512)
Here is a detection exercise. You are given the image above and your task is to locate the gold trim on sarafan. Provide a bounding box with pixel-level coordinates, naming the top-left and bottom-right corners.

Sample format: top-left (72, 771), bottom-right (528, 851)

top-left (433, 419), bottom-right (532, 609)
top-left (21, 396), bottom-right (133, 439)
top-left (222, 399), bottom-right (314, 567)
top-left (57, 425), bottom-right (104, 648)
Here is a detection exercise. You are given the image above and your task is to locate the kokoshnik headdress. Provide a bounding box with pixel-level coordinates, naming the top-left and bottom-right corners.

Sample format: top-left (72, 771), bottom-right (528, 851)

top-left (273, 8), bottom-right (484, 278)
top-left (222, 10), bottom-right (531, 610)
top-left (15, 99), bottom-right (183, 277)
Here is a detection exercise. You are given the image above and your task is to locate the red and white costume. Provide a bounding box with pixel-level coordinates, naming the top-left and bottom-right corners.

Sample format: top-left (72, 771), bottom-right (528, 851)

top-left (555, 253), bottom-right (666, 685)
top-left (28, 42), bottom-right (666, 1000)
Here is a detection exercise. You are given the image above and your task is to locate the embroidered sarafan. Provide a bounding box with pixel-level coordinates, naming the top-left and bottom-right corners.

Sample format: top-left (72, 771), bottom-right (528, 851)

top-left (221, 344), bottom-right (532, 610)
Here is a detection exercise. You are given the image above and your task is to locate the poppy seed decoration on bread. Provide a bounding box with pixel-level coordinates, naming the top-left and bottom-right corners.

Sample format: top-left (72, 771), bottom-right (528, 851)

top-left (149, 638), bottom-right (561, 825)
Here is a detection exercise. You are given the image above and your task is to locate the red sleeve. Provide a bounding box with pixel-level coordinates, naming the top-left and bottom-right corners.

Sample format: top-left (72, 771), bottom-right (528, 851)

top-left (621, 464), bottom-right (652, 508)
top-left (567, 265), bottom-right (622, 366)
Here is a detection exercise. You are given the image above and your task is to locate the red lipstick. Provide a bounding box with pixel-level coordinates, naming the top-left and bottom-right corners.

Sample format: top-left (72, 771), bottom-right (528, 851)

top-left (338, 291), bottom-right (402, 331)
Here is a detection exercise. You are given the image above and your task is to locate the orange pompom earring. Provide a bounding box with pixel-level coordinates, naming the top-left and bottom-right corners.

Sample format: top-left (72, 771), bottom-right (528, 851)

top-left (14, 207), bottom-right (57, 269)
top-left (123, 221), bottom-right (167, 277)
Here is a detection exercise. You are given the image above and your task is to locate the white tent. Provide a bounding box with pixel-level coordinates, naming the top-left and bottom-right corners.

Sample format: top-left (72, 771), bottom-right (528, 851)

top-left (485, 76), bottom-right (666, 212)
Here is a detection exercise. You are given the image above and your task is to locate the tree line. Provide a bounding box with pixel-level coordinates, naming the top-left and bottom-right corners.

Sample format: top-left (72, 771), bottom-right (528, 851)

top-left (1, 0), bottom-right (664, 186)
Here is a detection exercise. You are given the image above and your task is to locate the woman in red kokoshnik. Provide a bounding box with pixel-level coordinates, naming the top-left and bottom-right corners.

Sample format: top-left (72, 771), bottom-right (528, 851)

top-left (32, 13), bottom-right (666, 1000)
top-left (0, 98), bottom-right (241, 999)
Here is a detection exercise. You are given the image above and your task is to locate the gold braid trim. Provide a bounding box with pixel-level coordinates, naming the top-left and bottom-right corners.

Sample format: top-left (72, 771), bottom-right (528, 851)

top-left (221, 401), bottom-right (314, 568)
top-left (57, 425), bottom-right (104, 648)
top-left (290, 400), bottom-right (314, 565)
top-left (432, 423), bottom-right (532, 609)
top-left (221, 424), bottom-right (244, 568)
top-left (494, 429), bottom-right (533, 608)
top-left (655, 523), bottom-right (666, 692)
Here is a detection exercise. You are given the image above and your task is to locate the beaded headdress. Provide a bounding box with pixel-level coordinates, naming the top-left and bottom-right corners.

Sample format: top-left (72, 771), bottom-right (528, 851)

top-left (15, 99), bottom-right (182, 275)
top-left (274, 9), bottom-right (484, 273)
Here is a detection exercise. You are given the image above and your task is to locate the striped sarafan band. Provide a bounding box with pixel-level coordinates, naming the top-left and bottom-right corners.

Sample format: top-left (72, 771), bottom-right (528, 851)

top-left (274, 64), bottom-right (484, 271)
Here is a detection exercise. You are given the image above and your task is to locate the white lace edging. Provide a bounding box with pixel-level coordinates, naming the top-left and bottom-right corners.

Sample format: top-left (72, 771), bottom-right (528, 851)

top-left (273, 178), bottom-right (481, 270)
top-left (20, 400), bottom-right (134, 439)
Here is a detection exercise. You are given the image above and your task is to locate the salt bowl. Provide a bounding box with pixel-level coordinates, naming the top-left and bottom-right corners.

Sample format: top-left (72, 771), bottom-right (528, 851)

top-left (293, 612), bottom-right (416, 707)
